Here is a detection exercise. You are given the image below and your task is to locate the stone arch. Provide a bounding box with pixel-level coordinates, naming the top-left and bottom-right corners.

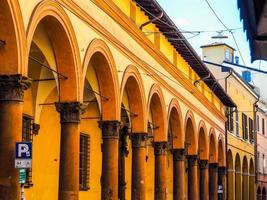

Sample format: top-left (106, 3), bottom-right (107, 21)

top-left (227, 149), bottom-right (234, 200)
top-left (198, 120), bottom-right (208, 160)
top-left (167, 98), bottom-right (184, 149)
top-left (0, 0), bottom-right (26, 74)
top-left (120, 65), bottom-right (146, 133)
top-left (82, 39), bottom-right (120, 120)
top-left (235, 153), bottom-right (242, 200)
top-left (257, 186), bottom-right (262, 200)
top-left (184, 110), bottom-right (197, 155)
top-left (209, 128), bottom-right (218, 163)
top-left (218, 136), bottom-right (225, 166)
top-left (249, 158), bottom-right (255, 200)
top-left (263, 187), bottom-right (266, 200)
top-left (26, 0), bottom-right (81, 101)
top-left (147, 84), bottom-right (167, 141)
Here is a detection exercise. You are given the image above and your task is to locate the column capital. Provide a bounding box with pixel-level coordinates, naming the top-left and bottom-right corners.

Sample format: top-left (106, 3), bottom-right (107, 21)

top-left (199, 160), bottom-right (209, 169)
top-left (131, 133), bottom-right (147, 148)
top-left (209, 163), bottom-right (218, 171)
top-left (98, 120), bottom-right (120, 139)
top-left (173, 149), bottom-right (186, 161)
top-left (0, 74), bottom-right (31, 101)
top-left (55, 102), bottom-right (85, 123)
top-left (218, 166), bottom-right (226, 174)
top-left (187, 155), bottom-right (198, 167)
top-left (154, 141), bottom-right (168, 155)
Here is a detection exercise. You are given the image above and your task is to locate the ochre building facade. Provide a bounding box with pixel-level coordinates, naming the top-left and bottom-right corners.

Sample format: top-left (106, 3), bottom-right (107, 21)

top-left (0, 0), bottom-right (236, 199)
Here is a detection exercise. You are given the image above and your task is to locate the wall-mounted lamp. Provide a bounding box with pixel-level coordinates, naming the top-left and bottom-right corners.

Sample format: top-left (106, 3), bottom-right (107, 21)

top-left (32, 123), bottom-right (40, 136)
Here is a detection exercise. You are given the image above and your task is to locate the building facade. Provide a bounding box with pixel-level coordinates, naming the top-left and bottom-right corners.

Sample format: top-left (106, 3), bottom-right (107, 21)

top-left (202, 43), bottom-right (258, 200)
top-left (0, 0), bottom-right (235, 200)
top-left (256, 100), bottom-right (267, 200)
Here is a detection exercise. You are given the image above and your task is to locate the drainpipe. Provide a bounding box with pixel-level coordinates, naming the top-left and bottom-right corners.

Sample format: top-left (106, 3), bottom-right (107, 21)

top-left (254, 97), bottom-right (259, 184)
top-left (225, 69), bottom-right (233, 200)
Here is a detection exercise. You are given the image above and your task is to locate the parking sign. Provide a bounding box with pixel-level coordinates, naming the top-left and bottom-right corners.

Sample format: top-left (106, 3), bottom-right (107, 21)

top-left (15, 142), bottom-right (32, 168)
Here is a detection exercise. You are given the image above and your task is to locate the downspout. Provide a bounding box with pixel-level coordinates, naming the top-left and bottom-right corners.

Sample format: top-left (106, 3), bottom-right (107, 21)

top-left (225, 69), bottom-right (233, 200)
top-left (254, 97), bottom-right (259, 184)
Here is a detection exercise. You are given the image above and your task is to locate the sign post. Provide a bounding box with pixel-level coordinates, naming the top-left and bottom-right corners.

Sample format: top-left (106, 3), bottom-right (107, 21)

top-left (15, 142), bottom-right (32, 200)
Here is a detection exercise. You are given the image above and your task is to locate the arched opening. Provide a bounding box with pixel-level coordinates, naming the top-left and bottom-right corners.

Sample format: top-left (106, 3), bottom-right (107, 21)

top-left (184, 111), bottom-right (198, 200)
top-left (81, 40), bottom-right (119, 198)
top-left (249, 158), bottom-right (255, 200)
top-left (119, 66), bottom-right (146, 199)
top-left (198, 122), bottom-right (208, 200)
top-left (242, 156), bottom-right (249, 200)
top-left (263, 187), bottom-right (266, 200)
top-left (235, 153), bottom-right (242, 200)
top-left (167, 100), bottom-right (183, 199)
top-left (0, 0), bottom-right (25, 74)
top-left (257, 186), bottom-right (261, 200)
top-left (24, 4), bottom-right (80, 198)
top-left (209, 131), bottom-right (218, 200)
top-left (146, 84), bottom-right (167, 199)
top-left (227, 150), bottom-right (234, 200)
top-left (218, 138), bottom-right (226, 200)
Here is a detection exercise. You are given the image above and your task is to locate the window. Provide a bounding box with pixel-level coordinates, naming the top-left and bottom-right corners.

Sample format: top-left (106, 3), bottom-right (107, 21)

top-left (249, 118), bottom-right (254, 143)
top-left (264, 154), bottom-right (266, 174)
top-left (263, 118), bottom-right (265, 135)
top-left (227, 108), bottom-right (234, 132)
top-left (258, 152), bottom-right (261, 173)
top-left (242, 113), bottom-right (248, 140)
top-left (225, 49), bottom-right (230, 61)
top-left (80, 133), bottom-right (90, 190)
top-left (257, 115), bottom-right (260, 132)
top-left (236, 109), bottom-right (239, 136)
top-left (22, 115), bottom-right (33, 187)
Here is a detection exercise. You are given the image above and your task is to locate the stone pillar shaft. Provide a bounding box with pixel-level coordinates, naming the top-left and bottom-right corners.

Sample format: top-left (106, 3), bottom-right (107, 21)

top-left (209, 163), bottom-right (218, 200)
top-left (0, 75), bottom-right (30, 200)
top-left (218, 167), bottom-right (226, 200)
top-left (154, 141), bottom-right (168, 200)
top-left (131, 133), bottom-right (147, 200)
top-left (173, 149), bottom-right (185, 200)
top-left (99, 120), bottom-right (120, 200)
top-left (200, 160), bottom-right (209, 200)
top-left (188, 155), bottom-right (199, 200)
top-left (56, 102), bottom-right (84, 200)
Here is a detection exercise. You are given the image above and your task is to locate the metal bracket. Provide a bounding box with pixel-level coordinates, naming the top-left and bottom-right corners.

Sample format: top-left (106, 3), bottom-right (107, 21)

top-left (139, 12), bottom-right (164, 31)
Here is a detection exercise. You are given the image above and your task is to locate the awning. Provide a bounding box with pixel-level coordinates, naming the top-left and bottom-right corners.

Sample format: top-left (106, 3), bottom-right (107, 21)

top-left (238, 0), bottom-right (267, 61)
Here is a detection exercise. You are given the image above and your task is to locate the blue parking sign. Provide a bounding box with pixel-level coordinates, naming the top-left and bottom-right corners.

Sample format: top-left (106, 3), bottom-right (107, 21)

top-left (15, 142), bottom-right (32, 159)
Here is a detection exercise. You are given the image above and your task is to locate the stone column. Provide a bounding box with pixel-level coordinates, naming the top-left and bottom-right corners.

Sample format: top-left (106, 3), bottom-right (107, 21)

top-left (154, 141), bottom-right (168, 200)
top-left (56, 102), bottom-right (85, 200)
top-left (209, 163), bottom-right (218, 200)
top-left (188, 155), bottom-right (199, 200)
top-left (173, 149), bottom-right (185, 200)
top-left (0, 75), bottom-right (30, 200)
top-left (218, 167), bottom-right (226, 200)
top-left (199, 160), bottom-right (209, 200)
top-left (131, 133), bottom-right (147, 200)
top-left (98, 120), bottom-right (120, 200)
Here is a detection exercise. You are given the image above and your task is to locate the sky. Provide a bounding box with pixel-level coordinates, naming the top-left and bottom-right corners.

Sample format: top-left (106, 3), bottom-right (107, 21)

top-left (156, 0), bottom-right (267, 99)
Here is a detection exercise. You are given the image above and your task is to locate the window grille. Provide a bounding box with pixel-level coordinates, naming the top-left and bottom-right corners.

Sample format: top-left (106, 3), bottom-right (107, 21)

top-left (79, 133), bottom-right (90, 190)
top-left (22, 115), bottom-right (34, 187)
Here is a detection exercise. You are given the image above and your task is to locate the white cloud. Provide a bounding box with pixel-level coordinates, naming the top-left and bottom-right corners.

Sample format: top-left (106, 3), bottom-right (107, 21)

top-left (172, 18), bottom-right (190, 27)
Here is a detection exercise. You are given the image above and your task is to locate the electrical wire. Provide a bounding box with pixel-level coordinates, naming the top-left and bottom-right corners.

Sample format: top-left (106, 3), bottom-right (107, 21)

top-left (204, 0), bottom-right (246, 65)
